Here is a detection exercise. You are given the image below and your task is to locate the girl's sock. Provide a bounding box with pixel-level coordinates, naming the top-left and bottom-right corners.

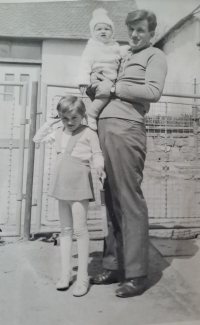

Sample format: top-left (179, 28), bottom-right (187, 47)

top-left (56, 230), bottom-right (72, 290)
top-left (71, 200), bottom-right (89, 281)
top-left (74, 225), bottom-right (89, 281)
top-left (73, 225), bottom-right (90, 297)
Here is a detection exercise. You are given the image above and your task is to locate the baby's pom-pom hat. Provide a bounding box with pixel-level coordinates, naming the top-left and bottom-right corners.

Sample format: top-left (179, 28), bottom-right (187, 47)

top-left (90, 8), bottom-right (114, 39)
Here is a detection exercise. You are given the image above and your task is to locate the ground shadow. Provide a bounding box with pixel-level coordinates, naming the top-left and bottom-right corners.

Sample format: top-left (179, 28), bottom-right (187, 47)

top-left (82, 242), bottom-right (170, 291)
top-left (30, 233), bottom-right (200, 293)
top-left (30, 232), bottom-right (59, 245)
top-left (148, 237), bottom-right (199, 289)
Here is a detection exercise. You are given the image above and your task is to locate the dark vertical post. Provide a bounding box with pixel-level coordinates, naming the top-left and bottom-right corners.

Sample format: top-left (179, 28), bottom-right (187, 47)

top-left (24, 82), bottom-right (38, 240)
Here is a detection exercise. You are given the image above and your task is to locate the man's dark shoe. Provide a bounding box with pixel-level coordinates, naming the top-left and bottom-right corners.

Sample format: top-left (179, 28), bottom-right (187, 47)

top-left (90, 269), bottom-right (120, 285)
top-left (115, 276), bottom-right (148, 298)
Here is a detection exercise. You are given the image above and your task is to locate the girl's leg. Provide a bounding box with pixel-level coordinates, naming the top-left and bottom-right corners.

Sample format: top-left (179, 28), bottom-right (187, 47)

top-left (69, 199), bottom-right (90, 296)
top-left (56, 199), bottom-right (73, 290)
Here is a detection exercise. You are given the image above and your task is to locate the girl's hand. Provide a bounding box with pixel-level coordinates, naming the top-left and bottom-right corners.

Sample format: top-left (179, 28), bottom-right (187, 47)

top-left (47, 118), bottom-right (61, 127)
top-left (97, 166), bottom-right (106, 184)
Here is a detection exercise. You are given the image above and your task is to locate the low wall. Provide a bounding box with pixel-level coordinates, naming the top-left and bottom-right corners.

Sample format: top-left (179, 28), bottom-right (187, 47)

top-left (146, 131), bottom-right (197, 163)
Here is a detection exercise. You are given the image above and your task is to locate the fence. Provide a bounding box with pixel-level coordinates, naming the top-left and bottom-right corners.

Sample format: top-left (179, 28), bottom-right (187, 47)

top-left (0, 81), bottom-right (200, 239)
top-left (0, 82), bottom-right (27, 236)
top-left (30, 83), bottom-right (200, 239)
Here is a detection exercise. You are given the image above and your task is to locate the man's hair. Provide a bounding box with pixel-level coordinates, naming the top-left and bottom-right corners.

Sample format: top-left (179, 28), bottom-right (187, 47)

top-left (57, 95), bottom-right (86, 117)
top-left (125, 10), bottom-right (157, 32)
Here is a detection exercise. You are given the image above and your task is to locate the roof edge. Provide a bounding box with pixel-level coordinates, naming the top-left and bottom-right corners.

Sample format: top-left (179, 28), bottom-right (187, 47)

top-left (0, 34), bottom-right (128, 43)
top-left (154, 12), bottom-right (195, 48)
top-left (154, 5), bottom-right (200, 48)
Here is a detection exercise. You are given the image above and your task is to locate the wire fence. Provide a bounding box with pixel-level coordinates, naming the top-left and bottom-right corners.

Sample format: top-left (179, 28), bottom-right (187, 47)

top-left (34, 84), bottom-right (200, 235)
top-left (143, 101), bottom-right (200, 223)
top-left (0, 83), bottom-right (29, 236)
top-left (0, 81), bottom-right (199, 238)
top-left (0, 93), bottom-right (27, 230)
top-left (0, 94), bottom-right (16, 226)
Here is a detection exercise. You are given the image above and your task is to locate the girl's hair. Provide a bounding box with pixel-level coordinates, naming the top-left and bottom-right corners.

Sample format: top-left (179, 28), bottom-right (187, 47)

top-left (125, 10), bottom-right (157, 32)
top-left (57, 95), bottom-right (86, 117)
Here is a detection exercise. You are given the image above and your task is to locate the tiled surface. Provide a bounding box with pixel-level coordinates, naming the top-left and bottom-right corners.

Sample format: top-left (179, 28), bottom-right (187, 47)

top-left (0, 1), bottom-right (137, 41)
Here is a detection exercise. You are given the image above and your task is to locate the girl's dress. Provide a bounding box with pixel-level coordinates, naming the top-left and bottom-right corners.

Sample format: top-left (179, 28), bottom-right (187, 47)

top-left (33, 123), bottom-right (104, 202)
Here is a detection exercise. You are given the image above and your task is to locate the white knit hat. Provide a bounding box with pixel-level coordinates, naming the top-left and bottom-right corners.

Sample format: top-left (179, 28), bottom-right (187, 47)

top-left (90, 8), bottom-right (114, 39)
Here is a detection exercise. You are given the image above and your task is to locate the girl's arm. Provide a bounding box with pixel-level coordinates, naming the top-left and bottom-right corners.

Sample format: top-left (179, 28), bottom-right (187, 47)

top-left (89, 130), bottom-right (106, 180)
top-left (33, 119), bottom-right (61, 144)
top-left (88, 130), bottom-right (104, 169)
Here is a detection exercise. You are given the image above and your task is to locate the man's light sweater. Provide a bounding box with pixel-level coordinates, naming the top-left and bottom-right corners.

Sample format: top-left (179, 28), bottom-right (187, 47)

top-left (99, 46), bottom-right (167, 123)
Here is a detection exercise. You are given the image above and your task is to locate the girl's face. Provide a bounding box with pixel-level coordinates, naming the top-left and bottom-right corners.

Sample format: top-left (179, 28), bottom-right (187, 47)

top-left (59, 110), bottom-right (83, 132)
top-left (93, 23), bottom-right (113, 43)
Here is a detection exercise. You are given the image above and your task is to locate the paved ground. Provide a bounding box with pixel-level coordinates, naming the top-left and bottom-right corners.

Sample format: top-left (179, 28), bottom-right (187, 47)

top-left (0, 235), bottom-right (200, 325)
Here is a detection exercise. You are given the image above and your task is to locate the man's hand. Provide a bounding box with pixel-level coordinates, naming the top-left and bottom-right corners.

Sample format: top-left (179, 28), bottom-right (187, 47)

top-left (91, 73), bottom-right (113, 98)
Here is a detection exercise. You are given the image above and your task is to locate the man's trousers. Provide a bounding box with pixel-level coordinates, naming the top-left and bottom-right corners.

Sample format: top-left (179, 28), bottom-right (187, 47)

top-left (98, 118), bottom-right (149, 279)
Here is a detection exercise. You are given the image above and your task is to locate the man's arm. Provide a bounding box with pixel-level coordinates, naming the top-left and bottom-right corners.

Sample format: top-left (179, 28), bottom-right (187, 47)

top-left (115, 52), bottom-right (167, 103)
top-left (93, 52), bottom-right (167, 103)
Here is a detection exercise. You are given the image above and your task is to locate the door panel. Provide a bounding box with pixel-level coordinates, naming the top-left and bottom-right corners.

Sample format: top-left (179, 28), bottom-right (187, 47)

top-left (0, 63), bottom-right (40, 234)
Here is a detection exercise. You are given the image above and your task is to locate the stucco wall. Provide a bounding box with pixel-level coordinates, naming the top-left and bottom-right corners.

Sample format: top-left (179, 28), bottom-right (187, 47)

top-left (162, 18), bottom-right (200, 88)
top-left (42, 38), bottom-right (127, 86)
top-left (42, 39), bottom-right (87, 86)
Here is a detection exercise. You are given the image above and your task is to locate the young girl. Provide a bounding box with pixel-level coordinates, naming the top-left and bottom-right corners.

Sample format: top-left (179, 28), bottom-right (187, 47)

top-left (33, 96), bottom-right (105, 297)
top-left (78, 8), bottom-right (129, 130)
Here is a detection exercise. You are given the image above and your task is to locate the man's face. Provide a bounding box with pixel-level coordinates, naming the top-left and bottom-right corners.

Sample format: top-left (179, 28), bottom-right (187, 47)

top-left (127, 19), bottom-right (155, 51)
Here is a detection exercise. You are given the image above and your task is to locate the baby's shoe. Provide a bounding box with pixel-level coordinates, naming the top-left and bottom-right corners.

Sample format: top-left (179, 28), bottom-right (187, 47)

top-left (87, 116), bottom-right (97, 131)
top-left (56, 274), bottom-right (73, 291)
top-left (72, 276), bottom-right (89, 297)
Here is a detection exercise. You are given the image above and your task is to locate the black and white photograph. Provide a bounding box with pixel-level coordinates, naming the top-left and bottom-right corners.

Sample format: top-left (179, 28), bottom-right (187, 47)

top-left (0, 0), bottom-right (200, 324)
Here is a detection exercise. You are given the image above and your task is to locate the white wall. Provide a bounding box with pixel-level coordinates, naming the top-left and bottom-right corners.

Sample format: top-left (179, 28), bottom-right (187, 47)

top-left (162, 18), bottom-right (200, 87)
top-left (42, 39), bottom-right (87, 86)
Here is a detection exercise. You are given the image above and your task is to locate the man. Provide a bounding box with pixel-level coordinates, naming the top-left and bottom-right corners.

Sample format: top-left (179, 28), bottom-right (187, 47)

top-left (91, 10), bottom-right (167, 298)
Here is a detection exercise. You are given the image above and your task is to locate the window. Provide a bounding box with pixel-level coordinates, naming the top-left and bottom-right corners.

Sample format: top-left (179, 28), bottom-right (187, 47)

top-left (4, 74), bottom-right (14, 101)
top-left (0, 43), bottom-right (10, 58)
top-left (19, 74), bottom-right (30, 105)
top-left (0, 41), bottom-right (41, 60)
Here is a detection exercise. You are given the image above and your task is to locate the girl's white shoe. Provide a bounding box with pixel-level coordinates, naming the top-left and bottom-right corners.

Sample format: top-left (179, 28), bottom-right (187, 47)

top-left (56, 275), bottom-right (72, 291)
top-left (72, 276), bottom-right (89, 297)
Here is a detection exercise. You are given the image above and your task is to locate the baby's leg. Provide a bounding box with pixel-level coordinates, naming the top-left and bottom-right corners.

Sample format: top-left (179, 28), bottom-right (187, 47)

top-left (69, 199), bottom-right (90, 296)
top-left (56, 199), bottom-right (73, 290)
top-left (87, 97), bottom-right (110, 130)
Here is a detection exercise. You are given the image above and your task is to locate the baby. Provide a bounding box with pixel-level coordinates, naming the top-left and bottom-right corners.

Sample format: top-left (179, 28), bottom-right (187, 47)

top-left (78, 8), bottom-right (129, 130)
